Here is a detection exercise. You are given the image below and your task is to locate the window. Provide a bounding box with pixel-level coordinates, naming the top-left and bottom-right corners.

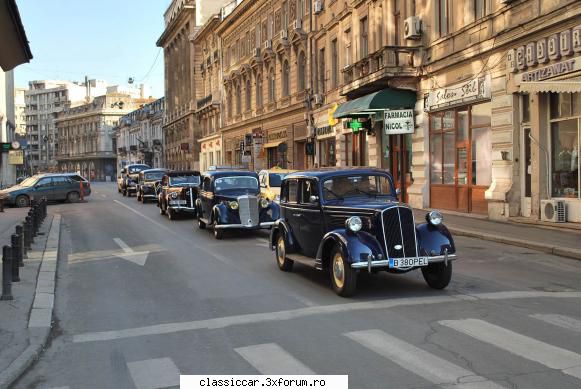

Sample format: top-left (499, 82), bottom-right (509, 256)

top-left (227, 90), bottom-right (233, 118)
top-left (360, 16), bottom-right (369, 58)
top-left (256, 75), bottom-right (263, 107)
top-left (236, 85), bottom-right (242, 115)
top-left (394, 0), bottom-right (402, 46)
top-left (269, 68), bottom-right (276, 101)
top-left (474, 0), bottom-right (488, 20)
top-left (297, 0), bottom-right (304, 20)
top-left (377, 5), bottom-right (383, 49)
top-left (282, 60), bottom-right (290, 97)
top-left (437, 0), bottom-right (449, 37)
top-left (331, 39), bottom-right (339, 88)
top-left (287, 179), bottom-right (298, 203)
top-left (300, 179), bottom-right (317, 203)
top-left (245, 79), bottom-right (251, 111)
top-left (344, 132), bottom-right (367, 166)
top-left (298, 52), bottom-right (306, 91)
top-left (35, 177), bottom-right (52, 188)
top-left (319, 138), bottom-right (336, 167)
top-left (318, 48), bottom-right (326, 93)
top-left (344, 28), bottom-right (352, 67)
top-left (322, 175), bottom-right (394, 201)
top-left (282, 1), bottom-right (288, 27)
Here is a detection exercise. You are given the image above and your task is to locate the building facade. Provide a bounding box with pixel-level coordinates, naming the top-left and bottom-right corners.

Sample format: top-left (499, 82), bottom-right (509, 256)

top-left (55, 93), bottom-right (154, 181)
top-left (115, 97), bottom-right (165, 171)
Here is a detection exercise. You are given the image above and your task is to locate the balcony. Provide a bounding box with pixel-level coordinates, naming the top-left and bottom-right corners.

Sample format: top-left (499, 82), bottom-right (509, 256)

top-left (196, 92), bottom-right (221, 112)
top-left (340, 45), bottom-right (421, 96)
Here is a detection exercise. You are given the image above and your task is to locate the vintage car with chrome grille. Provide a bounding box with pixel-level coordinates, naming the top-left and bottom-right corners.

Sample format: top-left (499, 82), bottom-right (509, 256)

top-left (269, 168), bottom-right (457, 297)
top-left (196, 170), bottom-right (280, 239)
top-left (158, 171), bottom-right (201, 220)
top-left (137, 168), bottom-right (169, 203)
top-left (119, 164), bottom-right (150, 197)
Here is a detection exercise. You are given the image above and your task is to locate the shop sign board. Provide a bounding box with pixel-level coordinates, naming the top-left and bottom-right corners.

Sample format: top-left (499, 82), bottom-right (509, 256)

top-left (8, 150), bottom-right (24, 165)
top-left (315, 125), bottom-right (336, 139)
top-left (267, 129), bottom-right (287, 143)
top-left (425, 75), bottom-right (491, 112)
top-left (384, 109), bottom-right (415, 135)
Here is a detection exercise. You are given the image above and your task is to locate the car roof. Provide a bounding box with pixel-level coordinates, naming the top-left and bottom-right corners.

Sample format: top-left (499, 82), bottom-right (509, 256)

top-left (141, 168), bottom-right (168, 174)
top-left (284, 167), bottom-right (393, 180)
top-left (166, 170), bottom-right (201, 177)
top-left (203, 170), bottom-right (257, 178)
top-left (259, 169), bottom-right (297, 174)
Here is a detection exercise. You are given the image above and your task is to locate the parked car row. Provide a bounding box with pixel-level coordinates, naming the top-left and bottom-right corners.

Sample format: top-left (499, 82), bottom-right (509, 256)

top-left (120, 164), bottom-right (457, 297)
top-left (0, 173), bottom-right (91, 207)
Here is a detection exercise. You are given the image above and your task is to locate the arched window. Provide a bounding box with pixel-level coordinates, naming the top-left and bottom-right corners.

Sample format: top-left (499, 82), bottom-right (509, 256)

top-left (298, 52), bottom-right (306, 91)
top-left (282, 60), bottom-right (290, 97)
top-left (236, 84), bottom-right (242, 115)
top-left (245, 78), bottom-right (251, 111)
top-left (227, 89), bottom-right (233, 118)
top-left (269, 68), bottom-right (276, 101)
top-left (256, 75), bottom-right (263, 107)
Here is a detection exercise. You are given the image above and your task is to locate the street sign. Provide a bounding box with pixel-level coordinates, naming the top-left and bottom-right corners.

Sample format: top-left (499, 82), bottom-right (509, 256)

top-left (8, 150), bottom-right (24, 165)
top-left (384, 109), bottom-right (415, 135)
top-left (1, 143), bottom-right (10, 152)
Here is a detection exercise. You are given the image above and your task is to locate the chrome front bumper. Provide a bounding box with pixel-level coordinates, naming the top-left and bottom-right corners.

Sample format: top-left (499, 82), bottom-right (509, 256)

top-left (215, 221), bottom-right (274, 230)
top-left (168, 206), bottom-right (196, 212)
top-left (351, 253), bottom-right (457, 270)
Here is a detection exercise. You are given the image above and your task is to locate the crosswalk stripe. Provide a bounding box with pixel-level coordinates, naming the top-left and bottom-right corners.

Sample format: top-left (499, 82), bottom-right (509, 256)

top-left (530, 314), bottom-right (581, 332)
top-left (235, 343), bottom-right (315, 375)
top-left (440, 319), bottom-right (581, 380)
top-left (127, 357), bottom-right (180, 389)
top-left (344, 330), bottom-right (506, 388)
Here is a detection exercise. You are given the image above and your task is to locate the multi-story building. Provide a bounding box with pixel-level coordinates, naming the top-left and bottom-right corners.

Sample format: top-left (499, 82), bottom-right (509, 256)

top-left (115, 97), bottom-right (165, 171)
top-left (14, 87), bottom-right (26, 135)
top-left (24, 79), bottom-right (107, 173)
top-left (55, 93), bottom-right (155, 181)
top-left (218, 0), bottom-right (315, 171)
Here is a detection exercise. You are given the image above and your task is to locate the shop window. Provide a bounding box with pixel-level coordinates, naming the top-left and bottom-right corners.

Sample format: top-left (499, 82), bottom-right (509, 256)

top-left (522, 94), bottom-right (531, 123)
top-left (472, 127), bottom-right (492, 186)
top-left (344, 132), bottom-right (366, 166)
top-left (550, 119), bottom-right (579, 198)
top-left (319, 138), bottom-right (336, 167)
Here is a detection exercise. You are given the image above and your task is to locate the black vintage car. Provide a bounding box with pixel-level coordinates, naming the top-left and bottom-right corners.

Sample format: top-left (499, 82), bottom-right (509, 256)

top-left (158, 171), bottom-right (201, 220)
top-left (270, 168), bottom-right (457, 297)
top-left (196, 170), bottom-right (279, 239)
top-left (137, 169), bottom-right (169, 202)
top-left (119, 164), bottom-right (150, 196)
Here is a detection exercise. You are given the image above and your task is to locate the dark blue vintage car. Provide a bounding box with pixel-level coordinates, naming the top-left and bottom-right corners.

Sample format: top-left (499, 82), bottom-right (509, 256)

top-left (196, 170), bottom-right (279, 239)
top-left (270, 168), bottom-right (457, 297)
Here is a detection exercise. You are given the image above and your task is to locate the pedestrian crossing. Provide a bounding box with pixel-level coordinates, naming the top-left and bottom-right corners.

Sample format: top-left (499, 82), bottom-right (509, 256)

top-left (43, 313), bottom-right (581, 389)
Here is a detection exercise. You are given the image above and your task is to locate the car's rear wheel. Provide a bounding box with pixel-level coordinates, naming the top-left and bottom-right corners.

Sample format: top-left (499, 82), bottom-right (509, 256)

top-left (330, 245), bottom-right (357, 297)
top-left (421, 261), bottom-right (452, 290)
top-left (67, 191), bottom-right (80, 203)
top-left (15, 195), bottom-right (30, 208)
top-left (275, 233), bottom-right (293, 271)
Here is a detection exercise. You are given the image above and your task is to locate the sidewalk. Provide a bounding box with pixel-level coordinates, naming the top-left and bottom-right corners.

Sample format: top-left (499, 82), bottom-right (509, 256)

top-left (414, 209), bottom-right (581, 260)
top-left (0, 211), bottom-right (61, 389)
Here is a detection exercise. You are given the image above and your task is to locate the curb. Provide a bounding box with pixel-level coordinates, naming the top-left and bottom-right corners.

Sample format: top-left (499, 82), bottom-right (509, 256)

top-left (0, 214), bottom-right (61, 389)
top-left (448, 226), bottom-right (581, 261)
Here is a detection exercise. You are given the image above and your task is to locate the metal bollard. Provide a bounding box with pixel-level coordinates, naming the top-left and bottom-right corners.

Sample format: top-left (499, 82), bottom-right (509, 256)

top-left (1, 246), bottom-right (13, 301)
top-left (25, 216), bottom-right (33, 246)
top-left (15, 225), bottom-right (24, 266)
top-left (0, 198), bottom-right (4, 212)
top-left (11, 235), bottom-right (20, 282)
top-left (20, 222), bottom-right (28, 259)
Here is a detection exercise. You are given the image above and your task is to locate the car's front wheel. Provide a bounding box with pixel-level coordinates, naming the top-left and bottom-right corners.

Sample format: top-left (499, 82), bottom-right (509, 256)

top-left (15, 195), bottom-right (30, 208)
top-left (213, 227), bottom-right (223, 240)
top-left (330, 245), bottom-right (357, 297)
top-left (275, 233), bottom-right (293, 271)
top-left (421, 261), bottom-right (452, 290)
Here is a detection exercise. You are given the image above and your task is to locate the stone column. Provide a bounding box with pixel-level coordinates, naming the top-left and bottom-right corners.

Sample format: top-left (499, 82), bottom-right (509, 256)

top-left (529, 92), bottom-right (550, 219)
top-left (408, 98), bottom-right (428, 210)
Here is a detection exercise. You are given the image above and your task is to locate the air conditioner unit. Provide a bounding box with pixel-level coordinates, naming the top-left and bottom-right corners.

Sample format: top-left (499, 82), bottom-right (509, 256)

top-left (313, 1), bottom-right (323, 15)
top-left (253, 47), bottom-right (261, 57)
top-left (281, 29), bottom-right (288, 40)
top-left (541, 200), bottom-right (567, 223)
top-left (263, 40), bottom-right (273, 51)
top-left (293, 19), bottom-right (303, 31)
top-left (404, 16), bottom-right (422, 40)
top-left (313, 94), bottom-right (324, 106)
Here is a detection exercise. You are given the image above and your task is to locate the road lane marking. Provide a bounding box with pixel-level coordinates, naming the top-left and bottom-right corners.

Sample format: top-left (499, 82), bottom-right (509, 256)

top-left (113, 237), bottom-right (150, 266)
top-left (67, 244), bottom-right (162, 264)
top-left (127, 357), bottom-right (180, 389)
top-left (71, 291), bottom-right (581, 344)
top-left (530, 314), bottom-right (581, 332)
top-left (114, 200), bottom-right (176, 235)
top-left (345, 329), bottom-right (506, 388)
top-left (440, 318), bottom-right (581, 380)
top-left (235, 343), bottom-right (315, 374)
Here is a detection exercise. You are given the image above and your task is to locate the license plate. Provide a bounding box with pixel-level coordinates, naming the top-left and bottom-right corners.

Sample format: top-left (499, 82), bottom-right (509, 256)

top-left (389, 257), bottom-right (428, 269)
top-left (169, 200), bottom-right (186, 205)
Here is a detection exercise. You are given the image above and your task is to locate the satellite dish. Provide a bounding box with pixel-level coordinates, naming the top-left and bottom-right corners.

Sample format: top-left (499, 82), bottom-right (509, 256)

top-left (128, 77), bottom-right (134, 84)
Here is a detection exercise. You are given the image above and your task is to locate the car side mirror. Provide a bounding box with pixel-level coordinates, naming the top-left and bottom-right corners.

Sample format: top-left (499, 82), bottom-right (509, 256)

top-left (309, 195), bottom-right (319, 203)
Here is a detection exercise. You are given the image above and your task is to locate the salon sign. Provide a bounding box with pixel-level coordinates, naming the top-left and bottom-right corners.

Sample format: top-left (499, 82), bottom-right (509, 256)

top-left (424, 75), bottom-right (491, 112)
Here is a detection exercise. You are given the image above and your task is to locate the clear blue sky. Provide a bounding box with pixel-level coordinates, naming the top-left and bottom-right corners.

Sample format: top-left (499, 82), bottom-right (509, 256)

top-left (14, 0), bottom-right (171, 97)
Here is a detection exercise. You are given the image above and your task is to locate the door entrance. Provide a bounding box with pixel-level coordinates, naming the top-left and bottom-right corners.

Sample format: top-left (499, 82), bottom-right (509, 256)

top-left (521, 127), bottom-right (532, 217)
top-left (382, 134), bottom-right (411, 203)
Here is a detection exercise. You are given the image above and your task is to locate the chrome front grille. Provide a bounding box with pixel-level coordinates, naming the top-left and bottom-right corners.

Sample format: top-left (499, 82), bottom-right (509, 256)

top-left (182, 188), bottom-right (194, 207)
top-left (238, 195), bottom-right (259, 226)
top-left (381, 206), bottom-right (418, 259)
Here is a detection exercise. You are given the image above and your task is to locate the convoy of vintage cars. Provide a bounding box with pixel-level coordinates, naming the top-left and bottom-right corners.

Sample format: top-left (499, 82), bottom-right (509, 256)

top-left (117, 165), bottom-right (457, 297)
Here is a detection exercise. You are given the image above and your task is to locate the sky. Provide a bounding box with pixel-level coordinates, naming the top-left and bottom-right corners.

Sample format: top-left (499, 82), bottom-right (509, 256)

top-left (14, 0), bottom-right (171, 97)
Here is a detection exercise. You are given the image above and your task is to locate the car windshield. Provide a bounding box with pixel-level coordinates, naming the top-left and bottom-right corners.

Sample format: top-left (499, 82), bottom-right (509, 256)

top-left (322, 174), bottom-right (394, 201)
top-left (145, 172), bottom-right (165, 181)
top-left (19, 177), bottom-right (39, 187)
top-left (169, 175), bottom-right (200, 186)
top-left (128, 165), bottom-right (150, 174)
top-left (215, 176), bottom-right (258, 192)
top-left (268, 173), bottom-right (287, 187)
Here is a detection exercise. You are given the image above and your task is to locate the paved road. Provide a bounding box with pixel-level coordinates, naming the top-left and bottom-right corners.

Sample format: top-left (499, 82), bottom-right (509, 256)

top-left (13, 183), bottom-right (581, 389)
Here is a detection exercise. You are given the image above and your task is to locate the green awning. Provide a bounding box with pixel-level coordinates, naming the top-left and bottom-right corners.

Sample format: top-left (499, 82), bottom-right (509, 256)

top-left (334, 89), bottom-right (417, 119)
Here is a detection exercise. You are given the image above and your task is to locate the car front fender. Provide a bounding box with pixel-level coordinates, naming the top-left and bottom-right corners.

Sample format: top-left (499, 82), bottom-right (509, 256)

top-left (269, 219), bottom-right (298, 252)
top-left (416, 223), bottom-right (456, 256)
top-left (212, 203), bottom-right (229, 224)
top-left (316, 230), bottom-right (384, 269)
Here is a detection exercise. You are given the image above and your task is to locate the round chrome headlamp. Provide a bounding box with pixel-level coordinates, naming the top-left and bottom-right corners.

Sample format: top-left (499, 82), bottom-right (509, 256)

top-left (229, 201), bottom-right (239, 210)
top-left (426, 211), bottom-right (443, 226)
top-left (170, 192), bottom-right (178, 199)
top-left (259, 198), bottom-right (269, 208)
top-left (345, 216), bottom-right (363, 233)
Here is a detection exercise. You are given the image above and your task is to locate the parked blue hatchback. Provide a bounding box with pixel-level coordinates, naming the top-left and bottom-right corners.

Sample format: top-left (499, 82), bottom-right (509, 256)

top-left (0, 173), bottom-right (91, 207)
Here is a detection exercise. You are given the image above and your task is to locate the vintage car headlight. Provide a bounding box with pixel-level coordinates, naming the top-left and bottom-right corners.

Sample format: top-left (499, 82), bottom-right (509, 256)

top-left (345, 216), bottom-right (363, 232)
top-left (170, 192), bottom-right (178, 199)
top-left (229, 201), bottom-right (239, 210)
top-left (259, 198), bottom-right (269, 208)
top-left (426, 211), bottom-right (443, 226)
